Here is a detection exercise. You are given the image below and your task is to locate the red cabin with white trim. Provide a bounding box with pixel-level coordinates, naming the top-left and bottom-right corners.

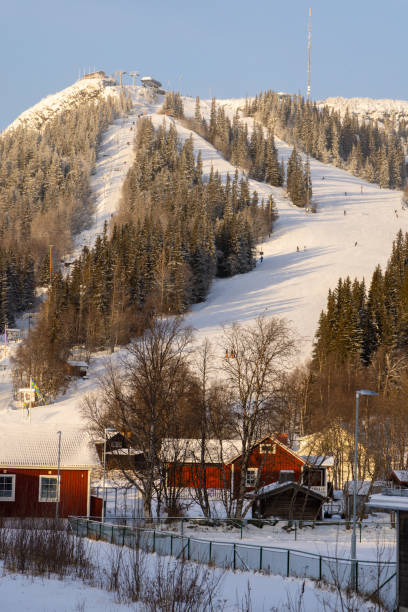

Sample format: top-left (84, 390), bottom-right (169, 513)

top-left (0, 426), bottom-right (99, 518)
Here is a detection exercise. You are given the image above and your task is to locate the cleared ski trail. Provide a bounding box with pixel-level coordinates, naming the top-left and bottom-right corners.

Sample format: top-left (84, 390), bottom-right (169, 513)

top-left (1, 92), bottom-right (407, 427)
top-left (178, 98), bottom-right (406, 361)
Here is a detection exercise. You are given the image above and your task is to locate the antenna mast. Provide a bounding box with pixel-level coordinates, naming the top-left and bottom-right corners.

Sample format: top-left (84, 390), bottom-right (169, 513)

top-left (307, 7), bottom-right (312, 101)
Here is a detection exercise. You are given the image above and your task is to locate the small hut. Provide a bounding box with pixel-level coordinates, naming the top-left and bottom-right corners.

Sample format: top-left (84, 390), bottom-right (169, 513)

top-left (66, 360), bottom-right (89, 378)
top-left (252, 481), bottom-right (326, 520)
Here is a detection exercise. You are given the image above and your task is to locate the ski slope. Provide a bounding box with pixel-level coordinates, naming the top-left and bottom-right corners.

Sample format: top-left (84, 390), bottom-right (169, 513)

top-left (71, 87), bottom-right (163, 259)
top-left (177, 99), bottom-right (406, 363)
top-left (0, 87), bottom-right (407, 429)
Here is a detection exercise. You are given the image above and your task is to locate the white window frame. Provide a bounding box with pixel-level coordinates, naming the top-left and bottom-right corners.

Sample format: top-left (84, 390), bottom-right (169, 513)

top-left (39, 475), bottom-right (60, 502)
top-left (245, 468), bottom-right (258, 487)
top-left (0, 474), bottom-right (16, 502)
top-left (261, 443), bottom-right (276, 454)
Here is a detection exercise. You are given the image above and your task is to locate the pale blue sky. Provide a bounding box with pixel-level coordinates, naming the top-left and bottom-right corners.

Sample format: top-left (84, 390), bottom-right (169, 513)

top-left (1, 0), bottom-right (407, 130)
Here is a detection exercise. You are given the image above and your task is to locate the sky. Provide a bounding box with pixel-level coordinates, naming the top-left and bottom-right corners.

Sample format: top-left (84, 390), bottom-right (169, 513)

top-left (1, 0), bottom-right (407, 131)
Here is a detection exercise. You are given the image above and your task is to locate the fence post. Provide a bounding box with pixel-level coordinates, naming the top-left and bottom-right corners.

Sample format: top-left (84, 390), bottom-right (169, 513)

top-left (319, 555), bottom-right (322, 580)
top-left (240, 521), bottom-right (243, 539)
top-left (122, 527), bottom-right (125, 546)
top-left (99, 522), bottom-right (102, 540)
top-left (170, 533), bottom-right (173, 556)
top-left (111, 525), bottom-right (114, 543)
top-left (295, 521), bottom-right (297, 541)
top-left (187, 537), bottom-right (190, 561)
top-left (209, 540), bottom-right (212, 563)
top-left (356, 560), bottom-right (359, 593)
top-left (233, 543), bottom-right (236, 570)
top-left (259, 546), bottom-right (263, 571)
top-left (359, 522), bottom-right (362, 543)
top-left (153, 530), bottom-right (156, 553)
top-left (287, 550), bottom-right (290, 577)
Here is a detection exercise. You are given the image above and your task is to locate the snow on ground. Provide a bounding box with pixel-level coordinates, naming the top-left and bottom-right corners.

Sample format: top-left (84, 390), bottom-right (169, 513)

top-left (71, 87), bottom-right (163, 260)
top-left (179, 519), bottom-right (396, 562)
top-left (0, 539), bottom-right (378, 612)
top-left (178, 98), bottom-right (406, 362)
top-left (1, 90), bottom-right (407, 421)
top-left (0, 567), bottom-right (131, 612)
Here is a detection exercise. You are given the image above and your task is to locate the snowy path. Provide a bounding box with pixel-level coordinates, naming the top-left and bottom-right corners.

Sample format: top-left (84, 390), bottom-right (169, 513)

top-left (71, 87), bottom-right (162, 259)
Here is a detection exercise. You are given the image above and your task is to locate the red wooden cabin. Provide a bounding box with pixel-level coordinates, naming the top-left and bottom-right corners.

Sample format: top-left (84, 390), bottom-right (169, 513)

top-left (164, 435), bottom-right (317, 497)
top-left (0, 425), bottom-right (99, 518)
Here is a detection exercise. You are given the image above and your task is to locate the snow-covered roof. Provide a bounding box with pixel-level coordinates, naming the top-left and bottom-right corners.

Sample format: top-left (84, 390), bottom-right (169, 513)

top-left (0, 426), bottom-right (99, 468)
top-left (161, 434), bottom-right (307, 465)
top-left (67, 360), bottom-right (88, 368)
top-left (344, 480), bottom-right (386, 495)
top-left (161, 439), bottom-right (241, 464)
top-left (302, 455), bottom-right (334, 468)
top-left (391, 469), bottom-right (408, 484)
top-left (368, 490), bottom-right (408, 511)
top-left (256, 480), bottom-right (326, 498)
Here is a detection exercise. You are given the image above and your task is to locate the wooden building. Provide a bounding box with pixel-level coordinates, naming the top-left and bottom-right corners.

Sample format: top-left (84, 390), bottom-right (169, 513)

top-left (0, 426), bottom-right (99, 518)
top-left (95, 432), bottom-right (144, 472)
top-left (252, 481), bottom-right (326, 520)
top-left (391, 470), bottom-right (408, 489)
top-left (164, 435), bottom-right (332, 500)
top-left (66, 360), bottom-right (89, 378)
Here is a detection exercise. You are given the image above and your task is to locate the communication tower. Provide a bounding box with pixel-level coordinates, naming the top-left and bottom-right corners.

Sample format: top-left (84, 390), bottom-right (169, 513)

top-left (307, 8), bottom-right (312, 101)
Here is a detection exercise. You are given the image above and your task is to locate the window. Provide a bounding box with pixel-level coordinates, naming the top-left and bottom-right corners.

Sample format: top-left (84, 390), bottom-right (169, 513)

top-left (261, 444), bottom-right (276, 454)
top-left (279, 470), bottom-right (294, 483)
top-left (302, 468), bottom-right (324, 487)
top-left (39, 476), bottom-right (60, 502)
top-left (245, 468), bottom-right (258, 487)
top-left (0, 475), bottom-right (15, 501)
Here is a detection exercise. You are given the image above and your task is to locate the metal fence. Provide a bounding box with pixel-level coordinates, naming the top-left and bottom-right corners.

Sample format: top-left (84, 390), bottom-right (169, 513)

top-left (69, 516), bottom-right (396, 610)
top-left (84, 514), bottom-right (397, 544)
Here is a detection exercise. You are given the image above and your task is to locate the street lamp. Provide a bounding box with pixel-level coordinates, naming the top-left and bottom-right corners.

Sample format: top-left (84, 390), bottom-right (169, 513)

top-left (350, 389), bottom-right (378, 589)
top-left (56, 430), bottom-right (62, 520)
top-left (102, 427), bottom-right (116, 523)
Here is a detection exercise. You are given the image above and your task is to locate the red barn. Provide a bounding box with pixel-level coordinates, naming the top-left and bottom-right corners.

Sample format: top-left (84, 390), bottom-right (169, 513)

top-left (0, 425), bottom-right (99, 518)
top-left (163, 435), bottom-right (327, 498)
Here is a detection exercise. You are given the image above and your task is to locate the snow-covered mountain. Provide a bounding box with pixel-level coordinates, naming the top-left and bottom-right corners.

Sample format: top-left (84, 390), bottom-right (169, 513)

top-left (1, 81), bottom-right (407, 429)
top-left (3, 72), bottom-right (119, 133)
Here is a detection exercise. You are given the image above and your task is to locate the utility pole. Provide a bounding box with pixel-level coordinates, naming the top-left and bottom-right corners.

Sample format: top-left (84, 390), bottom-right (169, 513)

top-left (307, 7), bottom-right (312, 101)
top-left (49, 245), bottom-right (54, 285)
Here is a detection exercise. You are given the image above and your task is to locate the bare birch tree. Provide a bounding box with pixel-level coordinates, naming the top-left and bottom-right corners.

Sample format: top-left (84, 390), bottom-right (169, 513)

top-left (221, 315), bottom-right (297, 517)
top-left (83, 316), bottom-right (194, 518)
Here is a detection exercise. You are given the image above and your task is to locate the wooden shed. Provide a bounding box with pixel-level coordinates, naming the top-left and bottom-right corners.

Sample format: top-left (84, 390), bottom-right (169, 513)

top-left (66, 360), bottom-right (89, 378)
top-left (391, 470), bottom-right (408, 489)
top-left (252, 481), bottom-right (326, 520)
top-left (0, 425), bottom-right (99, 518)
top-left (95, 432), bottom-right (145, 472)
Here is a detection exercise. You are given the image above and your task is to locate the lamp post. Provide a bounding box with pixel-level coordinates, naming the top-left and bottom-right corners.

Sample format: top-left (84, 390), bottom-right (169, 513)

top-left (102, 427), bottom-right (116, 523)
top-left (56, 431), bottom-right (62, 520)
top-left (350, 389), bottom-right (378, 589)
